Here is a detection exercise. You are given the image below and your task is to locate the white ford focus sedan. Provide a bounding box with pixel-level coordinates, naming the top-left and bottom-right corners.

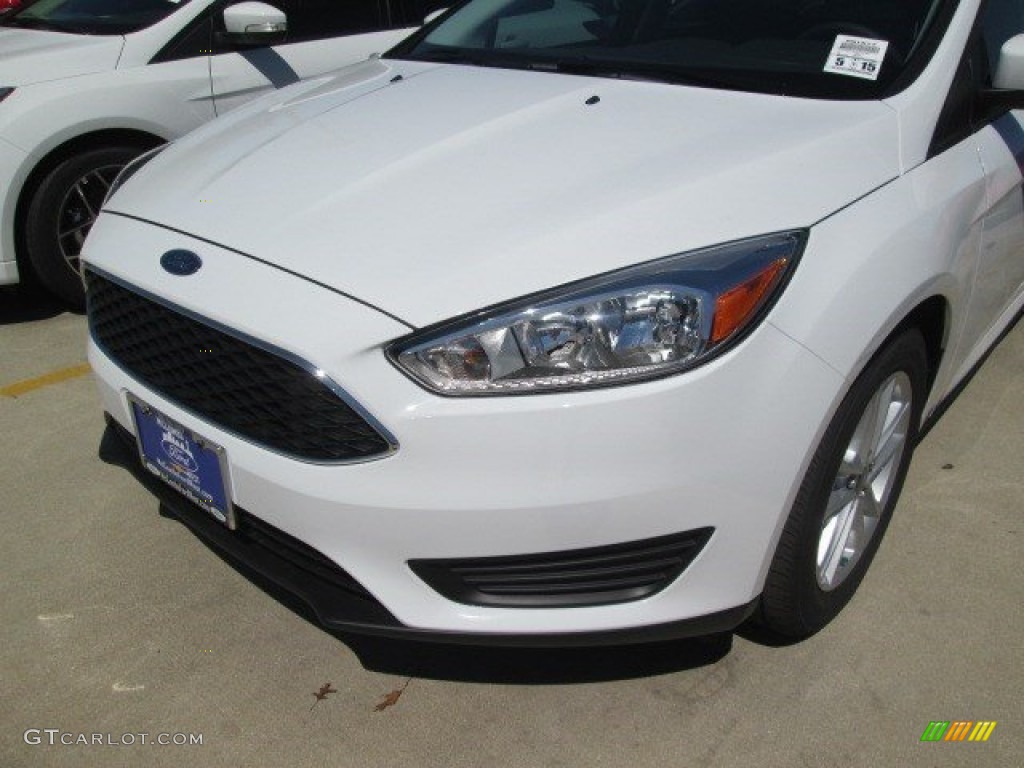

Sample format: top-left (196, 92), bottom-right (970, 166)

top-left (0, 0), bottom-right (425, 305)
top-left (84, 0), bottom-right (1024, 644)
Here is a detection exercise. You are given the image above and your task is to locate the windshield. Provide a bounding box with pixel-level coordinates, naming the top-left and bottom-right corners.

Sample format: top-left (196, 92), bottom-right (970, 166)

top-left (389, 0), bottom-right (956, 99)
top-left (1, 0), bottom-right (189, 35)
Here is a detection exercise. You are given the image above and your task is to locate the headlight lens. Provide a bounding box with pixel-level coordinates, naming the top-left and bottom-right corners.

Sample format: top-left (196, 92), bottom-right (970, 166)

top-left (390, 231), bottom-right (805, 395)
top-left (103, 143), bottom-right (168, 206)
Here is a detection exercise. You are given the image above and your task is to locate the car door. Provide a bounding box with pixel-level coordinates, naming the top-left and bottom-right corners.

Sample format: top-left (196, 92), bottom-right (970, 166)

top-left (209, 0), bottom-right (414, 115)
top-left (961, 0), bottom-right (1024, 369)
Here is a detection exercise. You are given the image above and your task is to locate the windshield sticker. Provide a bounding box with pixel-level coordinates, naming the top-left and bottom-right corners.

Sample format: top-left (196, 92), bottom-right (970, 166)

top-left (823, 35), bottom-right (889, 80)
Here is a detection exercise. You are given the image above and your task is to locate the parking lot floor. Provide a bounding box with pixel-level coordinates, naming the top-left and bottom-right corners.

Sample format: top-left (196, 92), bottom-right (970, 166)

top-left (1, 284), bottom-right (1021, 767)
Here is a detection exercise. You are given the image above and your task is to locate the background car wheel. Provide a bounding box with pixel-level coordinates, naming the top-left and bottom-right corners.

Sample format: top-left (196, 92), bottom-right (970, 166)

top-left (755, 329), bottom-right (929, 640)
top-left (25, 145), bottom-right (146, 308)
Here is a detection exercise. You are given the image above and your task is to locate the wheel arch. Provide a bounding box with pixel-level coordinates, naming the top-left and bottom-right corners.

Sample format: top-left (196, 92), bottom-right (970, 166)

top-left (752, 291), bottom-right (951, 599)
top-left (13, 128), bottom-right (166, 281)
top-left (886, 294), bottom-right (950, 398)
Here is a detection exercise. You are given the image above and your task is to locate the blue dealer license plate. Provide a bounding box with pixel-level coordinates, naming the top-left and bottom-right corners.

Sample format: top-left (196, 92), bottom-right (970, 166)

top-left (129, 396), bottom-right (236, 529)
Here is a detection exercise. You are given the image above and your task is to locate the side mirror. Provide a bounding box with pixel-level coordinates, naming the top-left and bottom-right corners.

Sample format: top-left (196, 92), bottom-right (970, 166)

top-left (994, 33), bottom-right (1024, 90)
top-left (423, 8), bottom-right (447, 25)
top-left (221, 2), bottom-right (288, 47)
top-left (977, 34), bottom-right (1024, 116)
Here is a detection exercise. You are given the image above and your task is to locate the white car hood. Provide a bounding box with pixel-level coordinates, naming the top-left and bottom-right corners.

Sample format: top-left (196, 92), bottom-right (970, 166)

top-left (0, 29), bottom-right (123, 85)
top-left (109, 58), bottom-right (901, 328)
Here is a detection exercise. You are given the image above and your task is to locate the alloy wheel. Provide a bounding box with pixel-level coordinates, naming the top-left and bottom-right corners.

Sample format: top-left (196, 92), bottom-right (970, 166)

top-left (815, 371), bottom-right (913, 591)
top-left (55, 163), bottom-right (124, 277)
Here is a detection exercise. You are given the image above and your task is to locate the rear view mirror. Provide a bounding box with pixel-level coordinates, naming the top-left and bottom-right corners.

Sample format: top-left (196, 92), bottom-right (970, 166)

top-left (977, 33), bottom-right (1024, 116)
top-left (221, 1), bottom-right (287, 47)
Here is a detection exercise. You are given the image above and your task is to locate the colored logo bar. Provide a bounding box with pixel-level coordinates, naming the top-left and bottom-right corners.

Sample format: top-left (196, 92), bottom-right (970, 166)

top-left (920, 721), bottom-right (997, 742)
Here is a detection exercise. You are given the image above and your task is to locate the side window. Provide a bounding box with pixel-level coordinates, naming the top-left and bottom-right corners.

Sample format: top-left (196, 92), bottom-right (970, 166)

top-left (927, 0), bottom-right (1021, 157)
top-left (152, 14), bottom-right (214, 63)
top-left (273, 0), bottom-right (386, 42)
top-left (982, 0), bottom-right (1024, 78)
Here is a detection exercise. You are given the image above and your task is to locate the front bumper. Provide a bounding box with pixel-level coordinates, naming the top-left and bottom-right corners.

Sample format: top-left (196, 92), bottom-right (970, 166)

top-left (85, 212), bottom-right (844, 641)
top-left (102, 414), bottom-right (757, 646)
top-left (0, 136), bottom-right (29, 284)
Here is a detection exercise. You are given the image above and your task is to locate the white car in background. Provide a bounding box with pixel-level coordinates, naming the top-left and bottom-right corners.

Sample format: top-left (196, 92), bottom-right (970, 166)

top-left (0, 0), bottom-right (427, 305)
top-left (85, 0), bottom-right (1024, 644)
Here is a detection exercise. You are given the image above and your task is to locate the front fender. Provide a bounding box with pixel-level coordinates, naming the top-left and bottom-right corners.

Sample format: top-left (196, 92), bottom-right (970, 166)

top-left (768, 133), bottom-right (988, 419)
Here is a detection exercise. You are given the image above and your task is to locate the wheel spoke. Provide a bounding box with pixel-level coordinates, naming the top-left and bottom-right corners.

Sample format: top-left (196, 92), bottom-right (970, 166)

top-left (59, 229), bottom-right (88, 265)
top-left (826, 482), bottom-right (858, 518)
top-left (859, 487), bottom-right (882, 520)
top-left (72, 181), bottom-right (98, 219)
top-left (90, 169), bottom-right (113, 193)
top-left (864, 380), bottom-right (893, 458)
top-left (820, 500), bottom-right (858, 586)
top-left (847, 391), bottom-right (882, 473)
top-left (59, 220), bottom-right (94, 239)
top-left (868, 402), bottom-right (910, 483)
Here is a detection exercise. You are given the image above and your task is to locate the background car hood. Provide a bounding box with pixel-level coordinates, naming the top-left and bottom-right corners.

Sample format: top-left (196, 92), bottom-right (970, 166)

top-left (109, 59), bottom-right (900, 328)
top-left (0, 29), bottom-right (123, 85)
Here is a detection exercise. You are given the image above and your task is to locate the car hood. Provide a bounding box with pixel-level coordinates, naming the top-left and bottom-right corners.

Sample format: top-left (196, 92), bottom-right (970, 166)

top-left (0, 28), bottom-right (123, 85)
top-left (108, 58), bottom-right (901, 328)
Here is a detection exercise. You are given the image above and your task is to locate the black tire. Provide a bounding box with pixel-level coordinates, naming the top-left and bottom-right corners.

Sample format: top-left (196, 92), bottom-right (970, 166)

top-left (755, 329), bottom-right (929, 640)
top-left (24, 145), bottom-right (145, 308)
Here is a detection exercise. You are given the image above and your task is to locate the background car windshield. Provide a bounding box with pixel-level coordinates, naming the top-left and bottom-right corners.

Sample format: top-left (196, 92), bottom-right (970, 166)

top-left (2, 0), bottom-right (189, 34)
top-left (391, 0), bottom-right (954, 99)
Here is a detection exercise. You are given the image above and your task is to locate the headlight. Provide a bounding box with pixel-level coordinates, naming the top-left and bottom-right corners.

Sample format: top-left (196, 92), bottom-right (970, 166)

top-left (103, 143), bottom-right (168, 206)
top-left (0, 87), bottom-right (14, 103)
top-left (389, 231), bottom-right (805, 395)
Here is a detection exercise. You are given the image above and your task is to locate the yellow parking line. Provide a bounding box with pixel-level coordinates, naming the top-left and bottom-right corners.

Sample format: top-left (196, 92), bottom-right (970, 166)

top-left (0, 363), bottom-right (91, 398)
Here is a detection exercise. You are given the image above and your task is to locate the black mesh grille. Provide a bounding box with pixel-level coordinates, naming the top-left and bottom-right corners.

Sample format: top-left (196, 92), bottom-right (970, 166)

top-left (87, 271), bottom-right (393, 462)
top-left (409, 528), bottom-right (714, 608)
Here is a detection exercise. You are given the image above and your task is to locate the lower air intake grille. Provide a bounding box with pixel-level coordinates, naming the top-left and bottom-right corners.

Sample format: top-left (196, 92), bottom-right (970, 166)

top-left (86, 271), bottom-right (393, 462)
top-left (239, 511), bottom-right (376, 602)
top-left (409, 528), bottom-right (714, 608)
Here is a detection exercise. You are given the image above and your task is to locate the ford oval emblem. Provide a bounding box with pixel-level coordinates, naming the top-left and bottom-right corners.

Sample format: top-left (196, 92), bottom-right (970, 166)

top-left (160, 249), bottom-right (202, 276)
